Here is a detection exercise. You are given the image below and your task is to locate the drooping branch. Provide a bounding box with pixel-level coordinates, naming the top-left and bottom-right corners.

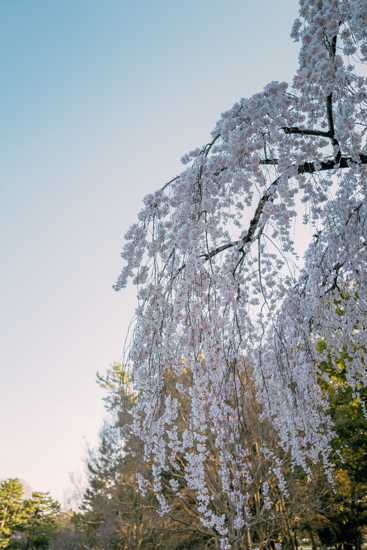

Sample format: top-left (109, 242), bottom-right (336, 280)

top-left (323, 261), bottom-right (344, 294)
top-left (203, 179), bottom-right (277, 261)
top-left (161, 134), bottom-right (222, 192)
top-left (162, 175), bottom-right (180, 192)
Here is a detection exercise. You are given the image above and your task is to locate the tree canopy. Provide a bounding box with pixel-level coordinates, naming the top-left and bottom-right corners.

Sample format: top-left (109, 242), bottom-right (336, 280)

top-left (0, 479), bottom-right (60, 549)
top-left (114, 1), bottom-right (367, 548)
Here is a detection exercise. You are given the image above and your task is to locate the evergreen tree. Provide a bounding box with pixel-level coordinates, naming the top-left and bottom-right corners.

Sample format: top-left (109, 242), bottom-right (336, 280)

top-left (22, 492), bottom-right (60, 549)
top-left (0, 479), bottom-right (60, 549)
top-left (0, 479), bottom-right (28, 548)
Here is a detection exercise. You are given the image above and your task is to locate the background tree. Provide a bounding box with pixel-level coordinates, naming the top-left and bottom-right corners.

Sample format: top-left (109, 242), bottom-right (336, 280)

top-left (22, 493), bottom-right (60, 550)
top-left (0, 479), bottom-right (28, 548)
top-left (306, 336), bottom-right (367, 549)
top-left (0, 479), bottom-right (60, 550)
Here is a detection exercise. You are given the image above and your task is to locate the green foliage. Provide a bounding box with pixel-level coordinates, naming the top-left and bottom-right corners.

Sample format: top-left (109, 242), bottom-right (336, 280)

top-left (0, 479), bottom-right (28, 548)
top-left (0, 479), bottom-right (60, 549)
top-left (313, 334), bottom-right (367, 549)
top-left (96, 363), bottom-right (133, 411)
top-left (22, 492), bottom-right (60, 549)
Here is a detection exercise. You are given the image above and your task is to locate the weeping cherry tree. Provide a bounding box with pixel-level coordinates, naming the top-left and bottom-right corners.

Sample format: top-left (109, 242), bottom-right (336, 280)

top-left (114, 1), bottom-right (367, 547)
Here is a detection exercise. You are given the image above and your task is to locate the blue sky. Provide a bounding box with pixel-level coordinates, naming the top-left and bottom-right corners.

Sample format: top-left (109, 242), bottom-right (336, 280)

top-left (0, 0), bottom-right (300, 503)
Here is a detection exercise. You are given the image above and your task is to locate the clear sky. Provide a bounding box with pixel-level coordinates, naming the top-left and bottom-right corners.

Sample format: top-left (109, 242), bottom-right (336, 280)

top-left (0, 0), bottom-right (300, 504)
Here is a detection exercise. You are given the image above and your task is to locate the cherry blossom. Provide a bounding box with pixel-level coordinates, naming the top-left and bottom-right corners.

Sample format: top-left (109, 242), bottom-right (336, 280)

top-left (115, 0), bottom-right (367, 545)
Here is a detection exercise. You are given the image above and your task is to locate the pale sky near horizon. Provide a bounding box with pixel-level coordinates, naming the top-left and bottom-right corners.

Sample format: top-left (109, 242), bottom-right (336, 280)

top-left (0, 0), bottom-right (300, 504)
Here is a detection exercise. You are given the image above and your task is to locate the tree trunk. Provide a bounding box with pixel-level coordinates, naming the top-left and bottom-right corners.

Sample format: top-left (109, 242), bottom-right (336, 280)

top-left (306, 526), bottom-right (317, 550)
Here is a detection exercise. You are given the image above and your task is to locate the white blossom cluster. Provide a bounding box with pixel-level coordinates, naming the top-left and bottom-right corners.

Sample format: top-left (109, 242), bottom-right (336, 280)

top-left (114, 0), bottom-right (367, 546)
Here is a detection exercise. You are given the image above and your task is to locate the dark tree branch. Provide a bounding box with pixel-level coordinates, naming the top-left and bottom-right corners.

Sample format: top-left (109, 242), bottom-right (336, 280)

top-left (162, 175), bottom-right (180, 191)
top-left (326, 36), bottom-right (341, 162)
top-left (298, 154), bottom-right (367, 172)
top-left (260, 159), bottom-right (279, 165)
top-left (203, 180), bottom-right (277, 261)
top-left (261, 154), bottom-right (367, 172)
top-left (326, 92), bottom-right (341, 163)
top-left (203, 133), bottom-right (221, 156)
top-left (203, 153), bottom-right (367, 261)
top-left (283, 34), bottom-right (340, 164)
top-left (282, 127), bottom-right (332, 138)
top-left (161, 135), bottom-right (222, 192)
top-left (323, 262), bottom-right (344, 294)
top-left (326, 94), bottom-right (336, 142)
